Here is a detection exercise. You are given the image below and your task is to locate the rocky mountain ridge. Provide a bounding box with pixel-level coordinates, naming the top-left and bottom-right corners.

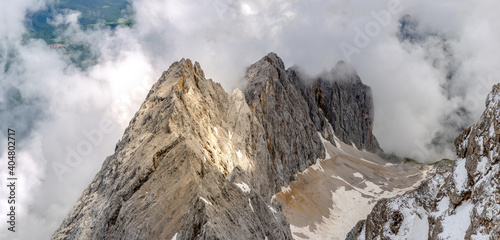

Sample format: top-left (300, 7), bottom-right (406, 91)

top-left (52, 53), bottom-right (389, 239)
top-left (312, 61), bottom-right (381, 153)
top-left (348, 84), bottom-right (500, 239)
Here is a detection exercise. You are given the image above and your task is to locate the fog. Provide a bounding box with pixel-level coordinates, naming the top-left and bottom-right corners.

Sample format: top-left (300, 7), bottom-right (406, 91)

top-left (1, 0), bottom-right (499, 238)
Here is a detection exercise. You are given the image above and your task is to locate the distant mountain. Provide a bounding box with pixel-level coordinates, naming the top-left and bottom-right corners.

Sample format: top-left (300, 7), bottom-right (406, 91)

top-left (348, 84), bottom-right (500, 239)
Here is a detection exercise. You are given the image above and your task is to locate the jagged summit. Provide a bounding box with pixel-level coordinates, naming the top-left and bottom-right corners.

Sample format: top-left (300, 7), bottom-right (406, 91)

top-left (246, 52), bottom-right (384, 155)
top-left (261, 52), bottom-right (286, 70)
top-left (312, 69), bottom-right (381, 153)
top-left (151, 58), bottom-right (208, 97)
top-left (52, 53), bottom-right (391, 240)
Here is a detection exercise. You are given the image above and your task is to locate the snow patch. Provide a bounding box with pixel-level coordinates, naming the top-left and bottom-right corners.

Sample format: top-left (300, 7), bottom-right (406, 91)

top-left (334, 137), bottom-right (343, 151)
top-left (310, 159), bottom-right (325, 172)
top-left (317, 132), bottom-right (332, 159)
top-left (471, 233), bottom-right (491, 240)
top-left (353, 172), bottom-right (363, 179)
top-left (214, 127), bottom-right (218, 135)
top-left (433, 196), bottom-right (450, 217)
top-left (489, 123), bottom-right (496, 138)
top-left (268, 205), bottom-right (277, 219)
top-left (200, 197), bottom-right (213, 206)
top-left (318, 132), bottom-right (329, 143)
top-left (438, 200), bottom-right (474, 240)
top-left (453, 158), bottom-right (468, 193)
top-left (476, 156), bottom-right (488, 175)
top-left (359, 225), bottom-right (366, 240)
top-left (364, 181), bottom-right (383, 195)
top-left (359, 157), bottom-right (383, 166)
top-left (228, 130), bottom-right (232, 139)
top-left (476, 136), bottom-right (484, 154)
top-left (236, 150), bottom-right (243, 159)
top-left (235, 182), bottom-right (251, 193)
top-left (248, 198), bottom-right (254, 212)
top-left (268, 205), bottom-right (277, 214)
top-left (398, 207), bottom-right (429, 240)
top-left (325, 148), bottom-right (332, 160)
top-left (281, 186), bottom-right (292, 194)
top-left (324, 150), bottom-right (331, 160)
top-left (171, 232), bottom-right (178, 240)
top-left (351, 142), bottom-right (358, 150)
top-left (406, 173), bottom-right (420, 178)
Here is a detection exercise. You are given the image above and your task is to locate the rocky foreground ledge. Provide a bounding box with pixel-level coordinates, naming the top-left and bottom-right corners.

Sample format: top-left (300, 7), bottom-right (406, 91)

top-left (348, 84), bottom-right (500, 239)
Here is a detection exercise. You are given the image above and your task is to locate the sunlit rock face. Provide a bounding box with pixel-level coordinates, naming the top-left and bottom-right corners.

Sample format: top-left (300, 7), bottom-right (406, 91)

top-left (52, 58), bottom-right (294, 240)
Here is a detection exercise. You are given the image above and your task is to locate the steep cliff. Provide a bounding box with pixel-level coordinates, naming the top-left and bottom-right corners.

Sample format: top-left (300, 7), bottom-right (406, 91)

top-left (311, 61), bottom-right (381, 153)
top-left (52, 53), bottom-right (388, 239)
top-left (348, 84), bottom-right (500, 239)
top-left (52, 59), bottom-right (293, 239)
top-left (243, 53), bottom-right (335, 193)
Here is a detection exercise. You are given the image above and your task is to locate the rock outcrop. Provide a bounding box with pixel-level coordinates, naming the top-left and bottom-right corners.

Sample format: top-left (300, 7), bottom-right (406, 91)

top-left (311, 61), bottom-right (381, 153)
top-left (349, 84), bottom-right (500, 239)
top-left (52, 53), bottom-right (386, 239)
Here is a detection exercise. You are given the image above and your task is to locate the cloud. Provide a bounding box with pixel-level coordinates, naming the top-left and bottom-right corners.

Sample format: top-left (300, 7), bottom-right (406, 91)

top-left (2, 0), bottom-right (500, 238)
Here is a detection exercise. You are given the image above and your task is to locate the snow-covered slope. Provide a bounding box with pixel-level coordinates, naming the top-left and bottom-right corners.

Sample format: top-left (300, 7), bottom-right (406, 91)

top-left (349, 84), bottom-right (500, 239)
top-left (275, 133), bottom-right (434, 240)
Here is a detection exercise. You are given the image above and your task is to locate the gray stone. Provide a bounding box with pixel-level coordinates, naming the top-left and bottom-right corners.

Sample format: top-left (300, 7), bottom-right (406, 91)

top-left (311, 61), bottom-right (381, 153)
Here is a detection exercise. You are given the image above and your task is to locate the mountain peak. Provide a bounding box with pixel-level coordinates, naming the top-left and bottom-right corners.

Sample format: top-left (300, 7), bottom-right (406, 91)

top-left (262, 52), bottom-right (286, 70)
top-left (143, 58), bottom-right (213, 109)
top-left (245, 52), bottom-right (287, 84)
top-left (161, 58), bottom-right (205, 88)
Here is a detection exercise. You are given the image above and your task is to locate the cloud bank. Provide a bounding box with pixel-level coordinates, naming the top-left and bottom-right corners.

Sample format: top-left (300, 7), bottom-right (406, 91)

top-left (1, 0), bottom-right (500, 238)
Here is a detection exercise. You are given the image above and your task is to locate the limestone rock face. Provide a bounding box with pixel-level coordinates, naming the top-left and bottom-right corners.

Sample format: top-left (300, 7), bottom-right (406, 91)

top-left (243, 53), bottom-right (333, 193)
top-left (52, 53), bottom-right (386, 240)
top-left (52, 59), bottom-right (292, 240)
top-left (311, 62), bottom-right (381, 153)
top-left (349, 84), bottom-right (500, 240)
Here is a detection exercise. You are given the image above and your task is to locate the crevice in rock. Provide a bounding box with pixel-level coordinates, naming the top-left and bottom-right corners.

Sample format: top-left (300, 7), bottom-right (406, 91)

top-left (107, 202), bottom-right (122, 229)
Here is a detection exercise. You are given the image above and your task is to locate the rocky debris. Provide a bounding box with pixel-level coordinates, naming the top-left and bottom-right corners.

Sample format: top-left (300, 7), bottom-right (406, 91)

top-left (52, 53), bottom-right (388, 240)
top-left (275, 131), bottom-right (433, 240)
top-left (349, 84), bottom-right (500, 239)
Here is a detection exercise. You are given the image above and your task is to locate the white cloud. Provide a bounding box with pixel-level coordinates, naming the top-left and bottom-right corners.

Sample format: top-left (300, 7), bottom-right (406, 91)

top-left (2, 0), bottom-right (500, 238)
